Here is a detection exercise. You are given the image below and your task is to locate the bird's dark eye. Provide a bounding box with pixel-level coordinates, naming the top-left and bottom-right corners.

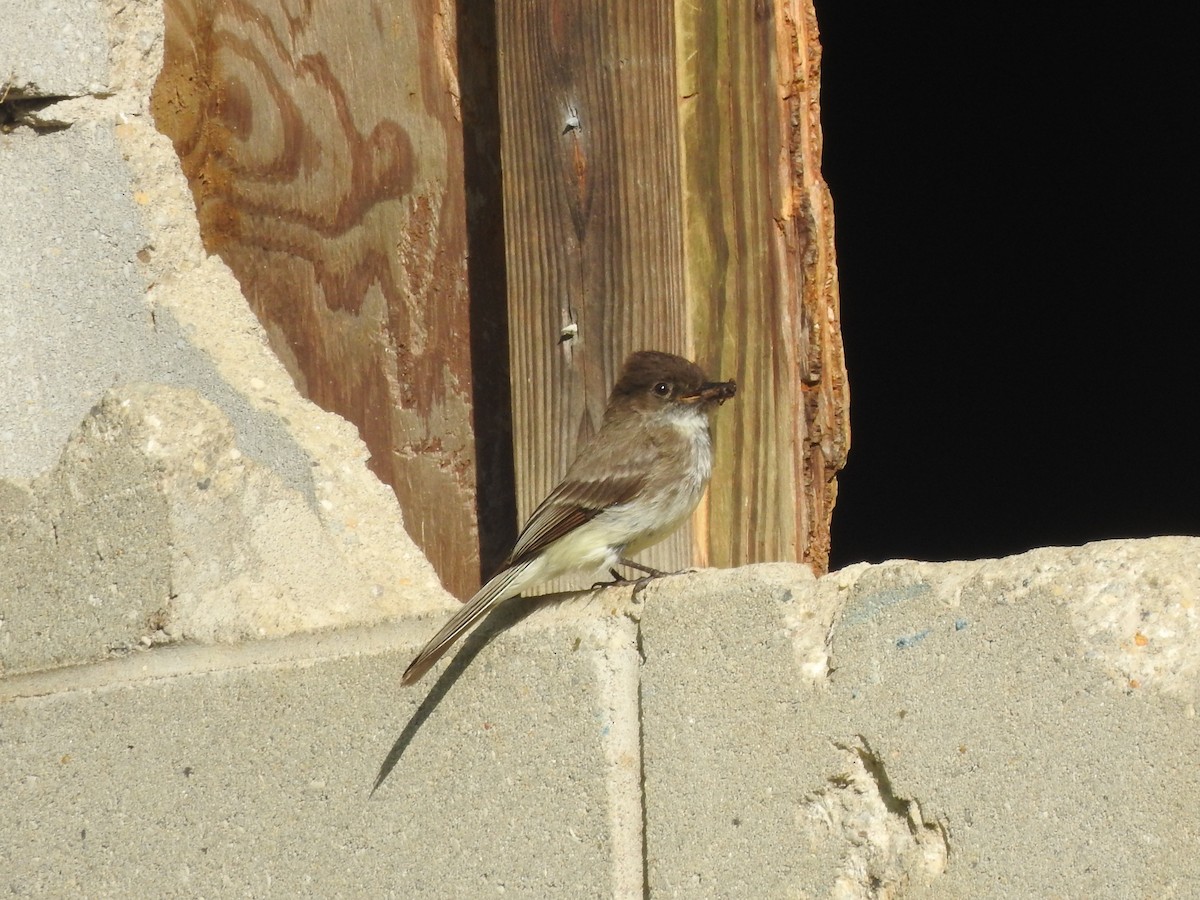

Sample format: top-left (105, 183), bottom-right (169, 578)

top-left (653, 381), bottom-right (671, 396)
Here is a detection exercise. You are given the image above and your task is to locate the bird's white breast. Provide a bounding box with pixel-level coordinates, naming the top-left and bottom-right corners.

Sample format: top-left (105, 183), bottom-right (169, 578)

top-left (535, 406), bottom-right (715, 579)
top-left (614, 406), bottom-right (713, 556)
top-left (665, 404), bottom-right (714, 484)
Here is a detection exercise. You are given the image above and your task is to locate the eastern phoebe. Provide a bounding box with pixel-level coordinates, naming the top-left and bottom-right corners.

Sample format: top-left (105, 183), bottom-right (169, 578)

top-left (401, 350), bottom-right (736, 685)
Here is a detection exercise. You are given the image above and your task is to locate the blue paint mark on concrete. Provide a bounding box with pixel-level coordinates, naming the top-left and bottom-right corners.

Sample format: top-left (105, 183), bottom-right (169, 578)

top-left (894, 628), bottom-right (932, 649)
top-left (841, 582), bottom-right (932, 627)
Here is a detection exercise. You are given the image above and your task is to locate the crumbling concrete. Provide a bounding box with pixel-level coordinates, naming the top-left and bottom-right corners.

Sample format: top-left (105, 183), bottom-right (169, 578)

top-left (4, 543), bottom-right (1199, 897)
top-left (3, 1), bottom-right (1198, 897)
top-left (2, 0), bottom-right (452, 680)
top-left (640, 547), bottom-right (1200, 897)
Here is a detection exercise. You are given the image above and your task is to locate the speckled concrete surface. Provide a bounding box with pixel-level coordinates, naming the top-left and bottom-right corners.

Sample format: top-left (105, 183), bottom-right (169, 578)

top-left (3, 3), bottom-right (1199, 897)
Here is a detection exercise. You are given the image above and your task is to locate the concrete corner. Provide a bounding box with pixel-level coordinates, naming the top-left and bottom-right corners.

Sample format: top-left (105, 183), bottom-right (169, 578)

top-left (2, 0), bottom-right (451, 680)
top-left (2, 607), bottom-right (642, 898)
top-left (0, 0), bottom-right (110, 98)
top-left (639, 540), bottom-right (1200, 897)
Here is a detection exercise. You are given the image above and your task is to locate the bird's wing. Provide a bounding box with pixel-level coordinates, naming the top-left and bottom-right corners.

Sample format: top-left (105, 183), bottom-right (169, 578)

top-left (401, 421), bottom-right (662, 685)
top-left (507, 418), bottom-right (665, 566)
top-left (506, 470), bottom-right (646, 567)
top-left (401, 559), bottom-right (535, 685)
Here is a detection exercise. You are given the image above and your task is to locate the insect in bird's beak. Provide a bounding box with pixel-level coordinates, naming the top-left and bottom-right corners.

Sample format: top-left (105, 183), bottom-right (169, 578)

top-left (681, 381), bottom-right (737, 405)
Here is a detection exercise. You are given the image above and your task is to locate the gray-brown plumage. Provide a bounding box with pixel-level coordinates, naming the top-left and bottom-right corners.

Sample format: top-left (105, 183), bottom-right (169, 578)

top-left (401, 351), bottom-right (736, 685)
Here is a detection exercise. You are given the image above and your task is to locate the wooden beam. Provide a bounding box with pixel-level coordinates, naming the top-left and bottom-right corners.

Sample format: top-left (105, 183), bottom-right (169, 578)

top-left (497, 0), bottom-right (695, 581)
top-left (678, 0), bottom-right (848, 572)
top-left (152, 0), bottom-right (848, 592)
top-left (498, 0), bottom-right (848, 577)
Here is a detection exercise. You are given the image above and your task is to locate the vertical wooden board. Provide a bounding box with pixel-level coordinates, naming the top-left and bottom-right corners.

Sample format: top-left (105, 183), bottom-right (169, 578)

top-left (497, 0), bottom-right (695, 581)
top-left (677, 0), bottom-right (848, 573)
top-left (152, 0), bottom-right (482, 598)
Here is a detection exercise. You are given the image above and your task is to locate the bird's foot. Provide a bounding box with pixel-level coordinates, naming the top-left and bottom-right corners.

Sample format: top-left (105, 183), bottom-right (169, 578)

top-left (591, 568), bottom-right (635, 591)
top-left (618, 558), bottom-right (670, 579)
top-left (590, 559), bottom-right (680, 592)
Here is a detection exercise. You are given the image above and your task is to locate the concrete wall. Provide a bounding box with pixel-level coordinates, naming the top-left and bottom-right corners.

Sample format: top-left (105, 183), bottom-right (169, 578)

top-left (4, 3), bottom-right (1199, 897)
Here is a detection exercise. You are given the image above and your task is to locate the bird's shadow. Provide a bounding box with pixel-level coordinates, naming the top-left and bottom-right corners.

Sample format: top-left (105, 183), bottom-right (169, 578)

top-left (369, 592), bottom-right (575, 797)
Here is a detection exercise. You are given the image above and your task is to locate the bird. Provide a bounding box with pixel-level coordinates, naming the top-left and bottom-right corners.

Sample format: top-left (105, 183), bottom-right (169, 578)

top-left (400, 350), bottom-right (737, 685)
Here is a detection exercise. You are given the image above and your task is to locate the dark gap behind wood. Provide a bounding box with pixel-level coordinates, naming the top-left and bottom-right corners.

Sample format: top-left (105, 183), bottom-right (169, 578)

top-left (457, 1), bottom-right (518, 584)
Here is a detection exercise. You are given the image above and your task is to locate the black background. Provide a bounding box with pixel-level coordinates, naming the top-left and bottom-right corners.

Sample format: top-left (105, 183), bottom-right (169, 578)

top-left (814, 4), bottom-right (1198, 569)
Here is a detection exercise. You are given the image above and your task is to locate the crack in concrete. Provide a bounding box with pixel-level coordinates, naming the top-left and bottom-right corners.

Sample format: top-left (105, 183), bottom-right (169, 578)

top-left (804, 736), bottom-right (950, 896)
top-left (0, 90), bottom-right (78, 133)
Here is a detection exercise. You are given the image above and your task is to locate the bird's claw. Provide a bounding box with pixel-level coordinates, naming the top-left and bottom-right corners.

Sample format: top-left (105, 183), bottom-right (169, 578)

top-left (591, 568), bottom-right (633, 591)
top-left (591, 562), bottom-right (680, 594)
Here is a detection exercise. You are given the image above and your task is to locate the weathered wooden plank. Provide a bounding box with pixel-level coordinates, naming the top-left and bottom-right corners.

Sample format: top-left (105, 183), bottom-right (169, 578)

top-left (678, 0), bottom-right (848, 572)
top-left (151, 0), bottom-right (483, 597)
top-left (497, 0), bottom-right (695, 581)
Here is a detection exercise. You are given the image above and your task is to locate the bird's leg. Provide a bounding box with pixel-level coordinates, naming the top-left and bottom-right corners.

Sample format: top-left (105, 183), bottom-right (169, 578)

top-left (591, 559), bottom-right (676, 592)
top-left (618, 558), bottom-right (669, 578)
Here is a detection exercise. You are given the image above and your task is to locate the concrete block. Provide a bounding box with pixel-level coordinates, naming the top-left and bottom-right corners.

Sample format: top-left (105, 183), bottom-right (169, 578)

top-left (4, 537), bottom-right (1199, 897)
top-left (1, 383), bottom-right (452, 675)
top-left (0, 0), bottom-right (110, 97)
top-left (0, 122), bottom-right (312, 496)
top-left (1, 610), bottom-right (639, 898)
top-left (639, 542), bottom-right (1200, 897)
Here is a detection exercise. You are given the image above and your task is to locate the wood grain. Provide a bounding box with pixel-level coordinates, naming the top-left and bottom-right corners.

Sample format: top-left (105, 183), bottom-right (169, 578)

top-left (150, 0), bottom-right (848, 593)
top-left (497, 0), bottom-right (695, 582)
top-left (678, 0), bottom-right (849, 573)
top-left (151, 0), bottom-right (483, 598)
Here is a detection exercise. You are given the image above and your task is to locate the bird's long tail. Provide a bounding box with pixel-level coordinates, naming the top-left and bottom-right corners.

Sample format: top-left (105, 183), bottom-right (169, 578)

top-left (401, 561), bottom-right (534, 685)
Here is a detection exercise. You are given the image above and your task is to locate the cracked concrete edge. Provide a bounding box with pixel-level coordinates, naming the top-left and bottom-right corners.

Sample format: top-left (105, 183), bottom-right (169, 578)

top-left (94, 0), bottom-right (452, 615)
top-left (804, 735), bottom-right (951, 891)
top-left (813, 536), bottom-right (1200, 708)
top-left (634, 540), bottom-right (1200, 897)
top-left (0, 0), bottom-right (111, 101)
top-left (591, 544), bottom-right (1196, 712)
top-left (1, 0), bottom-right (455, 674)
top-left (0, 381), bottom-right (450, 675)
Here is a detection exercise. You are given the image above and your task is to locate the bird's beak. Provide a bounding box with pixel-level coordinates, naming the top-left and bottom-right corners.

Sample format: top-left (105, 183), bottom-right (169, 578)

top-left (681, 380), bottom-right (737, 406)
